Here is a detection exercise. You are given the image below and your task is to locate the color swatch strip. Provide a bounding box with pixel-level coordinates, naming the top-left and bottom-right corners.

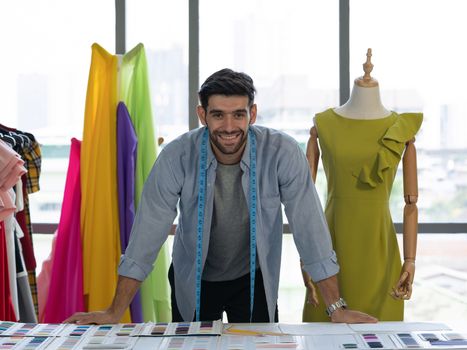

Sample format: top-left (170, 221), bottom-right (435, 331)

top-left (361, 333), bottom-right (383, 348)
top-left (397, 333), bottom-right (421, 348)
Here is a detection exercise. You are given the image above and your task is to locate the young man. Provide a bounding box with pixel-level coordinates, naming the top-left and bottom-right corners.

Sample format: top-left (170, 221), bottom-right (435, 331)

top-left (66, 69), bottom-right (376, 324)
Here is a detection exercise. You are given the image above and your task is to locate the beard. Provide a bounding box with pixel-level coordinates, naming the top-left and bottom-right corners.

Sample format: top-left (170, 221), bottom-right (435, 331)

top-left (208, 129), bottom-right (248, 155)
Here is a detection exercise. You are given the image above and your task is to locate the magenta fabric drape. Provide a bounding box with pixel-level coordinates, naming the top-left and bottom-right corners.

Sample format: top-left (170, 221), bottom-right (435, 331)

top-left (41, 138), bottom-right (84, 322)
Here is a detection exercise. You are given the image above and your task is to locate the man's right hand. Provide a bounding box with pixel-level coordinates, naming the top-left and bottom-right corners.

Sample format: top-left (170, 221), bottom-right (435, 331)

top-left (64, 310), bottom-right (120, 325)
top-left (63, 276), bottom-right (141, 324)
top-left (64, 275), bottom-right (142, 324)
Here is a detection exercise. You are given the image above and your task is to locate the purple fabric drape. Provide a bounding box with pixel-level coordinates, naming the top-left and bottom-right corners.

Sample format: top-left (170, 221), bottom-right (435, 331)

top-left (117, 101), bottom-right (142, 322)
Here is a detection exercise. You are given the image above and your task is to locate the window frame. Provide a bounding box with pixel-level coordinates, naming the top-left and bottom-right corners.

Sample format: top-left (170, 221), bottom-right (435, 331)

top-left (33, 0), bottom-right (467, 234)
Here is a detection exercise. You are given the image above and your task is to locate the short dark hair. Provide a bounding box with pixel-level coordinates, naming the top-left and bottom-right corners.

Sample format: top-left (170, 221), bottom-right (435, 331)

top-left (198, 68), bottom-right (256, 110)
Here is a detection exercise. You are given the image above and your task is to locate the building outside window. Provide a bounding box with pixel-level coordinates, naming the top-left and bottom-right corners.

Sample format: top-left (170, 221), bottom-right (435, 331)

top-left (1, 0), bottom-right (465, 325)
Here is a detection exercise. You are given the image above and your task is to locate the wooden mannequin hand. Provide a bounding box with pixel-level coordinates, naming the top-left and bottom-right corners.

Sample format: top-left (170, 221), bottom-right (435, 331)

top-left (301, 260), bottom-right (319, 306)
top-left (390, 260), bottom-right (415, 300)
top-left (305, 280), bottom-right (319, 307)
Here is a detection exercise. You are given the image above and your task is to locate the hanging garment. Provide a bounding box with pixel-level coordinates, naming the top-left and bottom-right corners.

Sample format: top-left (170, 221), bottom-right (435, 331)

top-left (0, 221), bottom-right (16, 321)
top-left (120, 43), bottom-right (171, 322)
top-left (15, 176), bottom-right (39, 317)
top-left (15, 175), bottom-right (36, 271)
top-left (81, 44), bottom-right (130, 322)
top-left (0, 126), bottom-right (42, 317)
top-left (116, 102), bottom-right (143, 322)
top-left (0, 140), bottom-right (27, 192)
top-left (2, 191), bottom-right (19, 319)
top-left (0, 141), bottom-right (28, 320)
top-left (302, 109), bottom-right (423, 321)
top-left (37, 232), bottom-right (57, 321)
top-left (0, 124), bottom-right (32, 154)
top-left (0, 190), bottom-right (16, 222)
top-left (42, 138), bottom-right (85, 322)
top-left (14, 180), bottom-right (24, 212)
top-left (14, 227), bottom-right (37, 322)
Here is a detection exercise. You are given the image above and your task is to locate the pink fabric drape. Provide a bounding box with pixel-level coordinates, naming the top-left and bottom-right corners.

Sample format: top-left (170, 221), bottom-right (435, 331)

top-left (41, 138), bottom-right (85, 322)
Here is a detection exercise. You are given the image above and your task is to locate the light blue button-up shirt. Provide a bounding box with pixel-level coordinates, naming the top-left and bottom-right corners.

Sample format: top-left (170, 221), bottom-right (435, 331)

top-left (118, 125), bottom-right (339, 321)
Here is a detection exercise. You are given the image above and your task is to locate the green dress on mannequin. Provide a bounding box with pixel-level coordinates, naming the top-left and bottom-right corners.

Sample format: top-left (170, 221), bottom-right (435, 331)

top-left (302, 108), bottom-right (422, 321)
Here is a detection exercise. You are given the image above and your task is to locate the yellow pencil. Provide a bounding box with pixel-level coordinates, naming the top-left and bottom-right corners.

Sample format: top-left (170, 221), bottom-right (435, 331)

top-left (224, 327), bottom-right (288, 336)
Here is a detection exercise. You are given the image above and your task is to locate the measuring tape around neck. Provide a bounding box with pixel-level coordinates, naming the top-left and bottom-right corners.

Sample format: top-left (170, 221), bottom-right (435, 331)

top-left (248, 128), bottom-right (257, 322)
top-left (195, 127), bottom-right (257, 322)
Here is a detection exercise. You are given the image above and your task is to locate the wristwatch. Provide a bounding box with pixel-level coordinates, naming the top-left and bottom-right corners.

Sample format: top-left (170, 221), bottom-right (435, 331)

top-left (325, 297), bottom-right (347, 317)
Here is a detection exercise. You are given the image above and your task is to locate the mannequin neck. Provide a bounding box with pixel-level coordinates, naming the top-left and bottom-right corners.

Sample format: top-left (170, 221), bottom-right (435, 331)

top-left (334, 84), bottom-right (391, 119)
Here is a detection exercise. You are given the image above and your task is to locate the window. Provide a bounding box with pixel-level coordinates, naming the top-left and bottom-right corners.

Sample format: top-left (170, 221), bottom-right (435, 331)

top-left (200, 0), bottom-right (338, 204)
top-left (5, 0), bottom-right (467, 325)
top-left (351, 0), bottom-right (467, 223)
top-left (127, 0), bottom-right (189, 145)
top-left (0, 0), bottom-right (114, 223)
top-left (200, 0), bottom-right (339, 150)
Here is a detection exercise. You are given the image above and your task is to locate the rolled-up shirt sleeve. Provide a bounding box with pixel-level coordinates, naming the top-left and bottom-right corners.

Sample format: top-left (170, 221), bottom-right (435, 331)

top-left (301, 251), bottom-right (339, 282)
top-left (279, 141), bottom-right (339, 282)
top-left (118, 255), bottom-right (150, 281)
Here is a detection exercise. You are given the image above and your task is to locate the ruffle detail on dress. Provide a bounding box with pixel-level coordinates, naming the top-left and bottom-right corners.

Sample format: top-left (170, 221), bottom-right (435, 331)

top-left (353, 113), bottom-right (423, 188)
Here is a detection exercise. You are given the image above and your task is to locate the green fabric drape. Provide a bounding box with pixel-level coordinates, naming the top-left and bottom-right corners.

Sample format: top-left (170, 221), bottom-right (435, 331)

top-left (120, 43), bottom-right (171, 322)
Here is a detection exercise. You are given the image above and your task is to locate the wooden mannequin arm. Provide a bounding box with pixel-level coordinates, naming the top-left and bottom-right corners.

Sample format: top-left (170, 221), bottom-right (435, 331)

top-left (306, 126), bottom-right (320, 182)
top-left (301, 126), bottom-right (320, 306)
top-left (402, 138), bottom-right (418, 261)
top-left (391, 138), bottom-right (418, 300)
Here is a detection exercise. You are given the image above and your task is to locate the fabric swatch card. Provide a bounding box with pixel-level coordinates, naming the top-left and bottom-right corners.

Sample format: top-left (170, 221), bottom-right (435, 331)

top-left (84, 325), bottom-right (115, 338)
top-left (45, 336), bottom-right (83, 350)
top-left (140, 320), bottom-right (223, 337)
top-left (0, 322), bottom-right (18, 336)
top-left (57, 325), bottom-right (94, 338)
top-left (349, 322), bottom-right (452, 333)
top-left (0, 336), bottom-right (53, 349)
top-left (0, 336), bottom-right (25, 348)
top-left (58, 324), bottom-right (146, 338)
top-left (106, 323), bottom-right (146, 337)
top-left (78, 335), bottom-right (137, 349)
top-left (219, 335), bottom-right (301, 350)
top-left (359, 333), bottom-right (398, 348)
top-left (158, 336), bottom-right (220, 350)
top-left (412, 331), bottom-right (467, 348)
top-left (0, 323), bottom-right (65, 337)
top-left (304, 334), bottom-right (363, 350)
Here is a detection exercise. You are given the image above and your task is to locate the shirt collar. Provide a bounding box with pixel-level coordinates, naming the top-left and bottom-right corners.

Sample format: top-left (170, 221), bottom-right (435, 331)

top-left (204, 126), bottom-right (255, 170)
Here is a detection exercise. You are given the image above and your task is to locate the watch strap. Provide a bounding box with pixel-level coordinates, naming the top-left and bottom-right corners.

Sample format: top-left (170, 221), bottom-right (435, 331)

top-left (325, 297), bottom-right (347, 317)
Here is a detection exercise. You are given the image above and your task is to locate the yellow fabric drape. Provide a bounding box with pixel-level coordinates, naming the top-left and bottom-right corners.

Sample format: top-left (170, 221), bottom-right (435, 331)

top-left (81, 43), bottom-right (130, 322)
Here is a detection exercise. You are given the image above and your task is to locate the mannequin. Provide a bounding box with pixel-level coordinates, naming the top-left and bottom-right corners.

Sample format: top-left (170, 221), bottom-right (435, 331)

top-left (302, 49), bottom-right (421, 321)
top-left (334, 49), bottom-right (391, 119)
